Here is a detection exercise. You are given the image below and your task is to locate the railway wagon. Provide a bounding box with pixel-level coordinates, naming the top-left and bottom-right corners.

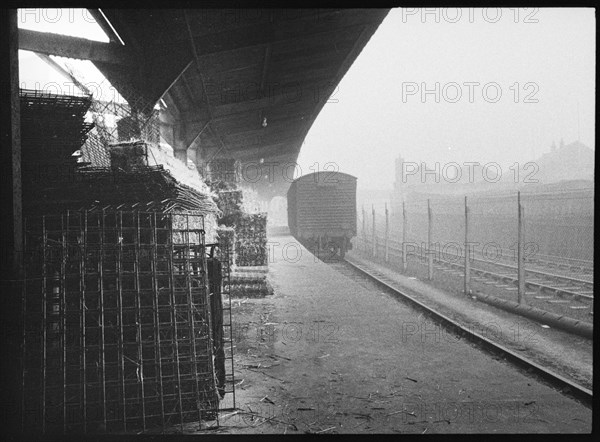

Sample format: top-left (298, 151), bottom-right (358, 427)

top-left (287, 171), bottom-right (357, 258)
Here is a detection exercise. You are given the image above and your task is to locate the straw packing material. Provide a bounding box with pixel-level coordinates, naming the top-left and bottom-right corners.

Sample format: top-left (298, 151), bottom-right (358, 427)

top-left (235, 213), bottom-right (268, 267)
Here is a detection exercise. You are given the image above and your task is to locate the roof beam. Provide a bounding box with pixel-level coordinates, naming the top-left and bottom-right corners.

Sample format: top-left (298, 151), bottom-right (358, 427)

top-left (34, 53), bottom-right (88, 93)
top-left (180, 71), bottom-right (200, 105)
top-left (162, 90), bottom-right (181, 118)
top-left (18, 28), bottom-right (135, 66)
top-left (87, 9), bottom-right (124, 44)
top-left (233, 139), bottom-right (301, 160)
top-left (93, 10), bottom-right (143, 52)
top-left (185, 120), bottom-right (211, 151)
top-left (259, 44), bottom-right (272, 93)
top-left (182, 11), bottom-right (386, 57)
top-left (183, 10), bottom-right (231, 160)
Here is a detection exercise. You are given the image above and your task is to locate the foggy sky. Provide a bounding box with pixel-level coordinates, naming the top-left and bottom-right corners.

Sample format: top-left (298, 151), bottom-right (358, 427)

top-left (297, 8), bottom-right (595, 190)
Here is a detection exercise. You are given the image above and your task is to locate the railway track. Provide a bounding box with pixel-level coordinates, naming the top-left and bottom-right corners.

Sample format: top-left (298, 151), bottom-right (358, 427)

top-left (377, 238), bottom-right (594, 307)
top-left (340, 258), bottom-right (593, 408)
top-left (517, 252), bottom-right (593, 275)
top-left (386, 233), bottom-right (594, 280)
top-left (422, 241), bottom-right (592, 284)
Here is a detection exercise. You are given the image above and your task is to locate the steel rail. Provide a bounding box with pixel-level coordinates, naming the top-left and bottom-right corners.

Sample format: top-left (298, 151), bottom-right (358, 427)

top-left (343, 258), bottom-right (593, 408)
top-left (387, 238), bottom-right (594, 285)
top-left (379, 240), bottom-right (594, 300)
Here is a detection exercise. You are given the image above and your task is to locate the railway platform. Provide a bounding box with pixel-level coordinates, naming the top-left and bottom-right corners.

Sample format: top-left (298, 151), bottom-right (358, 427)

top-left (345, 252), bottom-right (593, 391)
top-left (205, 234), bottom-right (592, 434)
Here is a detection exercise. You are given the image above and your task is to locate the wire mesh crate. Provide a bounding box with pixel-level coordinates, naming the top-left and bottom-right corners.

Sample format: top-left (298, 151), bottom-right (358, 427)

top-left (21, 210), bottom-right (220, 435)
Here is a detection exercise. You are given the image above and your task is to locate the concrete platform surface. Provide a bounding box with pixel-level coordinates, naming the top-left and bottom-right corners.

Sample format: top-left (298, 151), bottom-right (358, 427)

top-left (345, 252), bottom-right (593, 390)
top-left (202, 235), bottom-right (592, 434)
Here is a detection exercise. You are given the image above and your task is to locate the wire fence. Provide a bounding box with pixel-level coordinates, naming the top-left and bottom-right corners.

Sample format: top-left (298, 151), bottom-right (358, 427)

top-left (61, 62), bottom-right (163, 169)
top-left (81, 102), bottom-right (162, 169)
top-left (355, 187), bottom-right (594, 308)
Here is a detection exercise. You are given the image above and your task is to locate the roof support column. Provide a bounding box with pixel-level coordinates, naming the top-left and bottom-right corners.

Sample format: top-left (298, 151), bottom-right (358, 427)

top-left (187, 146), bottom-right (199, 167)
top-left (0, 8), bottom-right (23, 436)
top-left (171, 116), bottom-right (211, 165)
top-left (1, 8), bottom-right (22, 275)
top-left (193, 145), bottom-right (214, 179)
top-left (172, 121), bottom-right (189, 163)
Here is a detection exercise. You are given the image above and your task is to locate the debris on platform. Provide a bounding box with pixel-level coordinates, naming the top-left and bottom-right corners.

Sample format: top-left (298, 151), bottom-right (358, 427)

top-left (316, 426), bottom-right (336, 433)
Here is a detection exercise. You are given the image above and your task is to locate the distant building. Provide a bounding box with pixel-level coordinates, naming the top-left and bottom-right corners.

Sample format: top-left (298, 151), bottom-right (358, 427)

top-left (392, 156), bottom-right (513, 204)
top-left (391, 140), bottom-right (594, 213)
top-left (530, 140), bottom-right (594, 183)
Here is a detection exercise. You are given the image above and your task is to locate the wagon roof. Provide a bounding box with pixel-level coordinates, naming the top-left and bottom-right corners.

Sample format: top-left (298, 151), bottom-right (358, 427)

top-left (290, 171), bottom-right (358, 185)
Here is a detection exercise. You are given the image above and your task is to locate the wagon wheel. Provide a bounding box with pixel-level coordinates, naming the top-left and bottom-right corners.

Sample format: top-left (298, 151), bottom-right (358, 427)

top-left (339, 239), bottom-right (346, 259)
top-left (304, 237), bottom-right (317, 253)
top-left (325, 240), bottom-right (341, 260)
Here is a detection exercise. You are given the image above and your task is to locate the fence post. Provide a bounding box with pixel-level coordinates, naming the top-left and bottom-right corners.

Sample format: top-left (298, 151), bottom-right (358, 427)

top-left (402, 201), bottom-right (407, 271)
top-left (427, 199), bottom-right (433, 280)
top-left (517, 191), bottom-right (526, 304)
top-left (464, 196), bottom-right (470, 296)
top-left (372, 205), bottom-right (376, 258)
top-left (362, 205), bottom-right (366, 252)
top-left (384, 203), bottom-right (389, 263)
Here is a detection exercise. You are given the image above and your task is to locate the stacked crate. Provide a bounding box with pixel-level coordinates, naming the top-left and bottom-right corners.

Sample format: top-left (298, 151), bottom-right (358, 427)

top-left (216, 226), bottom-right (236, 270)
top-left (216, 190), bottom-right (244, 227)
top-left (206, 162), bottom-right (270, 297)
top-left (21, 211), bottom-right (219, 434)
top-left (235, 213), bottom-right (268, 267)
top-left (204, 159), bottom-right (241, 184)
